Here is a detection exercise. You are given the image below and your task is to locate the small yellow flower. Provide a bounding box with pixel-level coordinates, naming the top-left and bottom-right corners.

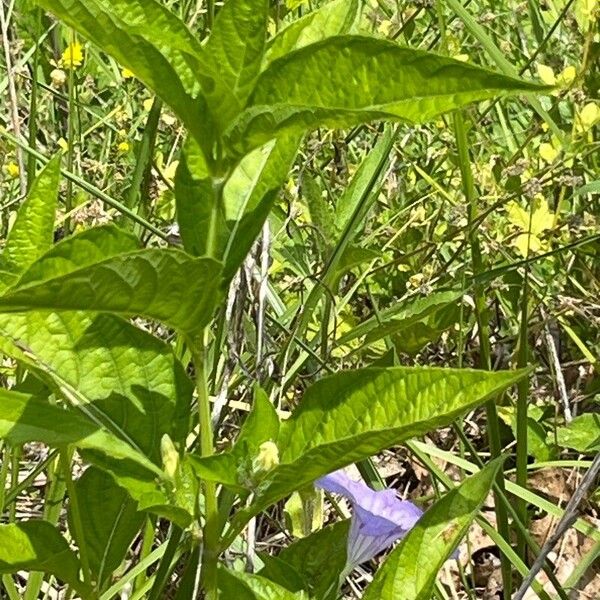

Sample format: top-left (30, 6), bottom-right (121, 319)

top-left (61, 41), bottom-right (84, 69)
top-left (50, 68), bottom-right (67, 87)
top-left (57, 137), bottom-right (69, 152)
top-left (117, 141), bottom-right (131, 154)
top-left (5, 162), bottom-right (20, 179)
top-left (143, 98), bottom-right (154, 112)
top-left (539, 142), bottom-right (559, 163)
top-left (121, 67), bottom-right (135, 79)
top-left (536, 63), bottom-right (556, 86)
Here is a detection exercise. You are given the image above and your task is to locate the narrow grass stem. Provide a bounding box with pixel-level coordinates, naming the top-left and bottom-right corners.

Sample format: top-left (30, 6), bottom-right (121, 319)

top-left (452, 109), bottom-right (514, 599)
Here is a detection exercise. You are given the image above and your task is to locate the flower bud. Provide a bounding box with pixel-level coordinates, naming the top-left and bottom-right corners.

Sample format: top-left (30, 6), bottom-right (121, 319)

top-left (160, 434), bottom-right (179, 482)
top-left (253, 440), bottom-right (279, 473)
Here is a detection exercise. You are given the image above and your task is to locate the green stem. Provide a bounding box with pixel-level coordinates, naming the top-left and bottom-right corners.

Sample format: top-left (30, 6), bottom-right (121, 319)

top-left (61, 448), bottom-right (93, 592)
top-left (134, 516), bottom-right (157, 595)
top-left (515, 265), bottom-right (530, 564)
top-left (188, 333), bottom-right (219, 599)
top-left (65, 31), bottom-right (77, 235)
top-left (453, 109), bottom-right (513, 600)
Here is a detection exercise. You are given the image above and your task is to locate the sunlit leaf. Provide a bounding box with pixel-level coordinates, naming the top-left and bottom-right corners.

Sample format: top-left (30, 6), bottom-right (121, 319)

top-left (0, 521), bottom-right (87, 595)
top-left (225, 36), bottom-right (548, 154)
top-left (220, 367), bottom-right (528, 540)
top-left (0, 228), bottom-right (222, 333)
top-left (0, 155), bottom-right (61, 287)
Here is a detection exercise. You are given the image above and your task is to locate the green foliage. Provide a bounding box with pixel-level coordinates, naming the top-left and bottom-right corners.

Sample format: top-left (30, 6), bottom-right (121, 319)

top-left (219, 366), bottom-right (528, 538)
top-left (0, 230), bottom-right (222, 333)
top-left (363, 459), bottom-right (502, 599)
top-left (225, 36), bottom-right (547, 155)
top-left (0, 521), bottom-right (86, 594)
top-left (71, 467), bottom-right (143, 587)
top-left (34, 0), bottom-right (213, 152)
top-left (0, 155), bottom-right (61, 286)
top-left (1, 0), bottom-right (586, 598)
top-left (0, 389), bottom-right (161, 475)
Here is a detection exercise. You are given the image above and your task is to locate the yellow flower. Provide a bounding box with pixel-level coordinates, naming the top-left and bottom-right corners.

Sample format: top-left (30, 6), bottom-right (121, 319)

top-left (143, 98), bottom-right (154, 112)
top-left (575, 102), bottom-right (600, 134)
top-left (5, 162), bottom-right (20, 179)
top-left (57, 138), bottom-right (69, 152)
top-left (61, 41), bottom-right (84, 69)
top-left (121, 67), bottom-right (135, 79)
top-left (117, 141), bottom-right (131, 154)
top-left (539, 142), bottom-right (559, 163)
top-left (536, 64), bottom-right (556, 86)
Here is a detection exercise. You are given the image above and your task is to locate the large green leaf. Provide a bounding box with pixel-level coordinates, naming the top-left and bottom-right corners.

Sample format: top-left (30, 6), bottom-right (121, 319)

top-left (0, 389), bottom-right (161, 476)
top-left (218, 567), bottom-right (309, 600)
top-left (0, 231), bottom-right (222, 333)
top-left (221, 367), bottom-right (528, 542)
top-left (0, 155), bottom-right (61, 288)
top-left (72, 467), bottom-right (144, 587)
top-left (265, 0), bottom-right (361, 66)
top-left (363, 459), bottom-right (503, 600)
top-left (261, 521), bottom-right (349, 599)
top-left (0, 311), bottom-right (192, 460)
top-left (225, 36), bottom-right (548, 155)
top-left (0, 521), bottom-right (87, 595)
top-left (35, 0), bottom-right (213, 151)
top-left (200, 0), bottom-right (269, 130)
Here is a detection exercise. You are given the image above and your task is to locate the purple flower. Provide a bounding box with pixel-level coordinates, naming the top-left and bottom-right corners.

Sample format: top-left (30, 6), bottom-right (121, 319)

top-left (315, 469), bottom-right (423, 568)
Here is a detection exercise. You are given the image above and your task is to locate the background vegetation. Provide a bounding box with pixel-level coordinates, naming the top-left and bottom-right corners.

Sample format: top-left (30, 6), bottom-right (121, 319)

top-left (0, 0), bottom-right (599, 598)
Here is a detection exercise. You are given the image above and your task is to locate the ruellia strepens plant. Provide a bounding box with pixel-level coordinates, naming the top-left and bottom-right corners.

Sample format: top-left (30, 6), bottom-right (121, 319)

top-left (0, 0), bottom-right (554, 598)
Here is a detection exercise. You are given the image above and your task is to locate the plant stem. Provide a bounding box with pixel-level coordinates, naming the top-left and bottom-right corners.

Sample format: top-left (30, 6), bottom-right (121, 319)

top-left (61, 448), bottom-right (93, 591)
top-left (65, 30), bottom-right (77, 235)
top-left (188, 332), bottom-right (219, 599)
top-left (452, 109), bottom-right (514, 600)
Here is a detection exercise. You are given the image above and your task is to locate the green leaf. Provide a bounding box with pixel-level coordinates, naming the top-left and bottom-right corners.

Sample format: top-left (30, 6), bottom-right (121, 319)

top-left (200, 0), bottom-right (269, 130)
top-left (0, 312), bottom-right (192, 459)
top-left (0, 388), bottom-right (162, 477)
top-left (363, 459), bottom-right (503, 600)
top-left (272, 521), bottom-right (349, 599)
top-left (223, 366), bottom-right (528, 541)
top-left (35, 0), bottom-right (214, 151)
top-left (218, 567), bottom-right (309, 599)
top-left (0, 521), bottom-right (86, 594)
top-left (337, 290), bottom-right (464, 347)
top-left (0, 155), bottom-right (61, 287)
top-left (16, 225), bottom-right (140, 287)
top-left (302, 174), bottom-right (337, 252)
top-left (225, 36), bottom-right (548, 155)
top-left (175, 139), bottom-right (228, 258)
top-left (72, 467), bottom-right (143, 587)
top-left (191, 386), bottom-right (279, 488)
top-left (333, 128), bottom-right (394, 236)
top-left (265, 0), bottom-right (361, 66)
top-left (222, 135), bottom-right (300, 282)
top-left (556, 413), bottom-right (600, 452)
top-left (0, 230), bottom-right (222, 333)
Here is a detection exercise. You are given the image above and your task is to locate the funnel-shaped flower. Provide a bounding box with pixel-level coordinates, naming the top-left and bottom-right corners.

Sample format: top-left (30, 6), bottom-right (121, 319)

top-left (316, 469), bottom-right (423, 568)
